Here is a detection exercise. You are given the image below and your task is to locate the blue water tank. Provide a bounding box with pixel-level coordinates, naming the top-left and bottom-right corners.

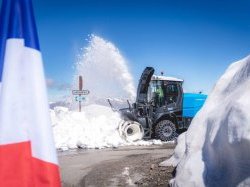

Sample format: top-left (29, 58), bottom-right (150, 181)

top-left (182, 93), bottom-right (207, 118)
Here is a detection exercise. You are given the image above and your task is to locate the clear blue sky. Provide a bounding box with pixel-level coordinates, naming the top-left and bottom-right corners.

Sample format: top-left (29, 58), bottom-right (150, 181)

top-left (2, 0), bottom-right (250, 100)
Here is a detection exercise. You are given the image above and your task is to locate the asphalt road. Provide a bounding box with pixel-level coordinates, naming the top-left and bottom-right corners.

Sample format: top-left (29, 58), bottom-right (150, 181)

top-left (58, 144), bottom-right (175, 187)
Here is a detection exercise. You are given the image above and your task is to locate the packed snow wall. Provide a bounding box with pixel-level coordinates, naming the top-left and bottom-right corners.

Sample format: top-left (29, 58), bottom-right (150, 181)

top-left (168, 55), bottom-right (250, 187)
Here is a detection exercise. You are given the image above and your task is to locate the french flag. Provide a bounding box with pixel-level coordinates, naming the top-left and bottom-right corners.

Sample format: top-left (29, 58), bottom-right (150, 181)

top-left (0, 0), bottom-right (61, 186)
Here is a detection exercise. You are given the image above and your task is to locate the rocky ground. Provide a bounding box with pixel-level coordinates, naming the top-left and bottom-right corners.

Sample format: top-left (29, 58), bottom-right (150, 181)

top-left (59, 144), bottom-right (176, 187)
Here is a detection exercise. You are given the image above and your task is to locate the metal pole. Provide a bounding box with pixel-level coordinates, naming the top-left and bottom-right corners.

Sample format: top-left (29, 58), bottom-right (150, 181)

top-left (79, 76), bottom-right (83, 91)
top-left (79, 101), bottom-right (81, 112)
top-left (79, 76), bottom-right (83, 112)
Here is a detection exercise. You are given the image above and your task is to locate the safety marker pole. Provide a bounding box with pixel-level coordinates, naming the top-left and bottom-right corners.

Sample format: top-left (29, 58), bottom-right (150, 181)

top-left (78, 76), bottom-right (83, 112)
top-left (72, 75), bottom-right (90, 112)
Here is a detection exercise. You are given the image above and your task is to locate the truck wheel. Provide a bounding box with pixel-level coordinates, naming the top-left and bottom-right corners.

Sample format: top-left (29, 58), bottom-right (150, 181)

top-left (155, 120), bottom-right (176, 141)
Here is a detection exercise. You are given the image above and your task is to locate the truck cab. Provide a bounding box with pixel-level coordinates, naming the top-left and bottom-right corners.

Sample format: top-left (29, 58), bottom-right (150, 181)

top-left (149, 75), bottom-right (183, 112)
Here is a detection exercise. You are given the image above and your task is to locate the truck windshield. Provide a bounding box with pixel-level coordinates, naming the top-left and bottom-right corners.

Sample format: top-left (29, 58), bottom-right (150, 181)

top-left (148, 80), bottom-right (165, 106)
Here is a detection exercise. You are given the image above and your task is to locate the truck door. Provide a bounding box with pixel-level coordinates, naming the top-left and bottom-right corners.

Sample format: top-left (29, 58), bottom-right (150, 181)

top-left (164, 82), bottom-right (183, 111)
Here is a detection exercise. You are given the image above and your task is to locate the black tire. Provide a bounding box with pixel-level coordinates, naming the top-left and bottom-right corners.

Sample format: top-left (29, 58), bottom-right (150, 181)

top-left (155, 120), bottom-right (177, 141)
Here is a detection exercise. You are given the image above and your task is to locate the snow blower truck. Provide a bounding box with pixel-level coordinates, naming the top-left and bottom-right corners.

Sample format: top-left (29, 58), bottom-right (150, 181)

top-left (109, 67), bottom-right (207, 142)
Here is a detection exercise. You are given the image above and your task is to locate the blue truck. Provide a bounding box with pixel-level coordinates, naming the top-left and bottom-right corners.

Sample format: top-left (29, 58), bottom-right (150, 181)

top-left (118, 67), bottom-right (207, 141)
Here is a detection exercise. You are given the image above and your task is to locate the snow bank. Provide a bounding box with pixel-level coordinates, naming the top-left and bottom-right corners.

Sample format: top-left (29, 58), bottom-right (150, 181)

top-left (169, 55), bottom-right (250, 187)
top-left (51, 104), bottom-right (164, 150)
top-left (51, 104), bottom-right (124, 150)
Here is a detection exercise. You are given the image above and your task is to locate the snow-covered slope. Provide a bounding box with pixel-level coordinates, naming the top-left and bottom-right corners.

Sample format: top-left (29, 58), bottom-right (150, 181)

top-left (168, 55), bottom-right (250, 187)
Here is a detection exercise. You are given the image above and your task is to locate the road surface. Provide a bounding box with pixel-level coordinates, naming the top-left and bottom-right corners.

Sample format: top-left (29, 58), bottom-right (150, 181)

top-left (59, 144), bottom-right (175, 187)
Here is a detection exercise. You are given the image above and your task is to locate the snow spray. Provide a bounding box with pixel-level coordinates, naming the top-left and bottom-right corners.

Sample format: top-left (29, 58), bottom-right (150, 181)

top-left (74, 35), bottom-right (136, 106)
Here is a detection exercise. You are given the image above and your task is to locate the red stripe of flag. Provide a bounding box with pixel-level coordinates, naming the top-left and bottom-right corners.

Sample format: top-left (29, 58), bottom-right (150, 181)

top-left (0, 141), bottom-right (61, 187)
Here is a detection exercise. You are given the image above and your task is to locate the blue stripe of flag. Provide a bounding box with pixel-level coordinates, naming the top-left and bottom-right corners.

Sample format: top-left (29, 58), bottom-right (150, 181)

top-left (0, 0), bottom-right (40, 81)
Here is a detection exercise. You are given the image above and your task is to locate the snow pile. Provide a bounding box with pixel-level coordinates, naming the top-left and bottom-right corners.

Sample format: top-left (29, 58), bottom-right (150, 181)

top-left (169, 55), bottom-right (250, 187)
top-left (75, 35), bottom-right (136, 105)
top-left (51, 104), bottom-right (124, 150)
top-left (51, 104), bottom-right (164, 150)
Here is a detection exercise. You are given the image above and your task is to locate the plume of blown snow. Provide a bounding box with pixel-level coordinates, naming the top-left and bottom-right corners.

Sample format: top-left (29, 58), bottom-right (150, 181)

top-left (74, 35), bottom-right (135, 105)
top-left (169, 55), bottom-right (250, 187)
